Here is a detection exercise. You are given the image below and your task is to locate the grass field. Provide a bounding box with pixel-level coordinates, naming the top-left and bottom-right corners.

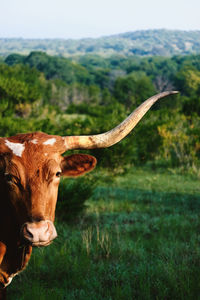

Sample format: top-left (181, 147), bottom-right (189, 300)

top-left (8, 168), bottom-right (200, 300)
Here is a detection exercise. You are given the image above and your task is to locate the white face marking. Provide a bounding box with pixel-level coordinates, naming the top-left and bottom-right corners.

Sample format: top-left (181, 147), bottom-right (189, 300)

top-left (5, 140), bottom-right (25, 157)
top-left (43, 138), bottom-right (56, 146)
top-left (31, 139), bottom-right (38, 144)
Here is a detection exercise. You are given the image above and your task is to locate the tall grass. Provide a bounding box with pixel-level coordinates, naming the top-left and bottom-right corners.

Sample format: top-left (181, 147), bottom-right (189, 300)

top-left (8, 168), bottom-right (200, 300)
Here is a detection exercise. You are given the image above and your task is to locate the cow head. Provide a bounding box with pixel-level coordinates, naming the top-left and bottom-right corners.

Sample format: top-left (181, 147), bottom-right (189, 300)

top-left (0, 133), bottom-right (97, 247)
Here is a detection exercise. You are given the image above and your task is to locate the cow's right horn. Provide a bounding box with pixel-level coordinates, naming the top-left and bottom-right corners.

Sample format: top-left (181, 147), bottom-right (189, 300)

top-left (63, 91), bottom-right (178, 150)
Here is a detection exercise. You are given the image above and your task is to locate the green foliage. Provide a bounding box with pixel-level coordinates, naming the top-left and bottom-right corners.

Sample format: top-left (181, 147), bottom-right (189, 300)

top-left (5, 53), bottom-right (25, 65)
top-left (6, 51), bottom-right (93, 85)
top-left (0, 64), bottom-right (46, 109)
top-left (57, 175), bottom-right (96, 222)
top-left (174, 65), bottom-right (200, 95)
top-left (158, 113), bottom-right (200, 170)
top-left (114, 74), bottom-right (156, 108)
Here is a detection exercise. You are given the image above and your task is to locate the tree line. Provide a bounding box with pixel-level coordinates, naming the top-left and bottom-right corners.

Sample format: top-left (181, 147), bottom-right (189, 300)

top-left (1, 30), bottom-right (200, 57)
top-left (0, 51), bottom-right (200, 173)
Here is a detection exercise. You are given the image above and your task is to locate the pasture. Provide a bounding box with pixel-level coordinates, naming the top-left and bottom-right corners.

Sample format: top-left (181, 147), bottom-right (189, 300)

top-left (8, 168), bottom-right (200, 300)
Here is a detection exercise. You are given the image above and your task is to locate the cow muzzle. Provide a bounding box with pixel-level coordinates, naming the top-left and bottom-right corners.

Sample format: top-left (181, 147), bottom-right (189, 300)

top-left (21, 220), bottom-right (57, 247)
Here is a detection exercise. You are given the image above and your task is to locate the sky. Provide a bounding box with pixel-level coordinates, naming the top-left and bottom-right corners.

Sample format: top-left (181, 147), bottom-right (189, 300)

top-left (0, 0), bottom-right (200, 39)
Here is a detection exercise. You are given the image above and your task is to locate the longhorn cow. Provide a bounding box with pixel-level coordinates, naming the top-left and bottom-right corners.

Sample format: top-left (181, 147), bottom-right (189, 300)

top-left (0, 91), bottom-right (177, 299)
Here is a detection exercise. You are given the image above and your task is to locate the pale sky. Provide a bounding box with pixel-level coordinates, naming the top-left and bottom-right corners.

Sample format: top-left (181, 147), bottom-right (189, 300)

top-left (0, 0), bottom-right (200, 39)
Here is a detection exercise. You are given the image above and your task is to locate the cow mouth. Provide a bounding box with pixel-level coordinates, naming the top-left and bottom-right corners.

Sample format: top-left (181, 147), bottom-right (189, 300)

top-left (21, 237), bottom-right (55, 247)
top-left (31, 240), bottom-right (53, 247)
top-left (21, 220), bottom-right (57, 247)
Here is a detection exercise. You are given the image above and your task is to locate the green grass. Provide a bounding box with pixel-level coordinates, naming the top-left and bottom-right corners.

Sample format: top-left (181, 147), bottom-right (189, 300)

top-left (8, 168), bottom-right (200, 300)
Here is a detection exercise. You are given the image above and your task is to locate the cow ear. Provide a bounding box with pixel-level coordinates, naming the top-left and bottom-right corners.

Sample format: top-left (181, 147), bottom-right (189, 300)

top-left (61, 154), bottom-right (97, 177)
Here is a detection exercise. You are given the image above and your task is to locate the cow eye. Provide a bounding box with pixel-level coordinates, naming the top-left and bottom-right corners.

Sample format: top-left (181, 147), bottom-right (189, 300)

top-left (4, 173), bottom-right (19, 185)
top-left (4, 173), bottom-right (13, 182)
top-left (56, 171), bottom-right (61, 178)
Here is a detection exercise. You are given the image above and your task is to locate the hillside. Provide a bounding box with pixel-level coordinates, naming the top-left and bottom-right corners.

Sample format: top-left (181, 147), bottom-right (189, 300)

top-left (1, 29), bottom-right (200, 57)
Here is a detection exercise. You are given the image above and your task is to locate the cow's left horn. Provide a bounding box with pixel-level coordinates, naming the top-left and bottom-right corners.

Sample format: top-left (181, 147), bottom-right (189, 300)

top-left (63, 91), bottom-right (178, 150)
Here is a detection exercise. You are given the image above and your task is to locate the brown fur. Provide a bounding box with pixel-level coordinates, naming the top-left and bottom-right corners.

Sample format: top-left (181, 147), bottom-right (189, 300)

top-left (0, 132), bottom-right (96, 298)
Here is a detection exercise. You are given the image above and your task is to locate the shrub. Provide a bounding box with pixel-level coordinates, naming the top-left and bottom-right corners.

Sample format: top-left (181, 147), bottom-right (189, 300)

top-left (56, 175), bottom-right (96, 222)
top-left (157, 113), bottom-right (199, 169)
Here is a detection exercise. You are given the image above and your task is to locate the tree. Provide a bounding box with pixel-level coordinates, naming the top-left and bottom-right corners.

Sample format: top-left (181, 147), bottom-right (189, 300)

top-left (113, 75), bottom-right (155, 108)
top-left (174, 66), bottom-right (200, 96)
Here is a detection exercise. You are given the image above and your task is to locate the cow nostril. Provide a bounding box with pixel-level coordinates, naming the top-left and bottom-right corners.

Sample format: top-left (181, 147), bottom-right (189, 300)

top-left (24, 226), bottom-right (33, 239)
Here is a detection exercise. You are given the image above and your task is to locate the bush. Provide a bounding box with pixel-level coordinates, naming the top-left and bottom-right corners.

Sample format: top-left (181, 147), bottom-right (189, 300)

top-left (157, 113), bottom-right (200, 169)
top-left (56, 175), bottom-right (96, 222)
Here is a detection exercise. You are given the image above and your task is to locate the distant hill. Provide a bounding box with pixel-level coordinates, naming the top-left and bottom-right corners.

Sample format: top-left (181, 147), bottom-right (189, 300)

top-left (1, 29), bottom-right (200, 57)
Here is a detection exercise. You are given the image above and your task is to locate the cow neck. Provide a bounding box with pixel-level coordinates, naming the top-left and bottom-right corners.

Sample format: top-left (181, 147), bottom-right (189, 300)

top-left (0, 243), bottom-right (32, 288)
top-left (0, 244), bottom-right (32, 289)
top-left (0, 198), bottom-right (19, 245)
top-left (0, 201), bottom-right (32, 288)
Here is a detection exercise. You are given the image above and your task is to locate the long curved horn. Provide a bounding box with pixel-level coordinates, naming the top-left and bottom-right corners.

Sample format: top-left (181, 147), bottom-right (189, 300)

top-left (63, 91), bottom-right (178, 150)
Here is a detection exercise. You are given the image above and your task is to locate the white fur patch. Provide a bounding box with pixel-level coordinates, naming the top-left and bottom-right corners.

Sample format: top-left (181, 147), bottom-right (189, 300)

top-left (43, 138), bottom-right (56, 146)
top-left (4, 271), bottom-right (19, 287)
top-left (4, 276), bottom-right (13, 287)
top-left (31, 139), bottom-right (38, 144)
top-left (5, 140), bottom-right (25, 157)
